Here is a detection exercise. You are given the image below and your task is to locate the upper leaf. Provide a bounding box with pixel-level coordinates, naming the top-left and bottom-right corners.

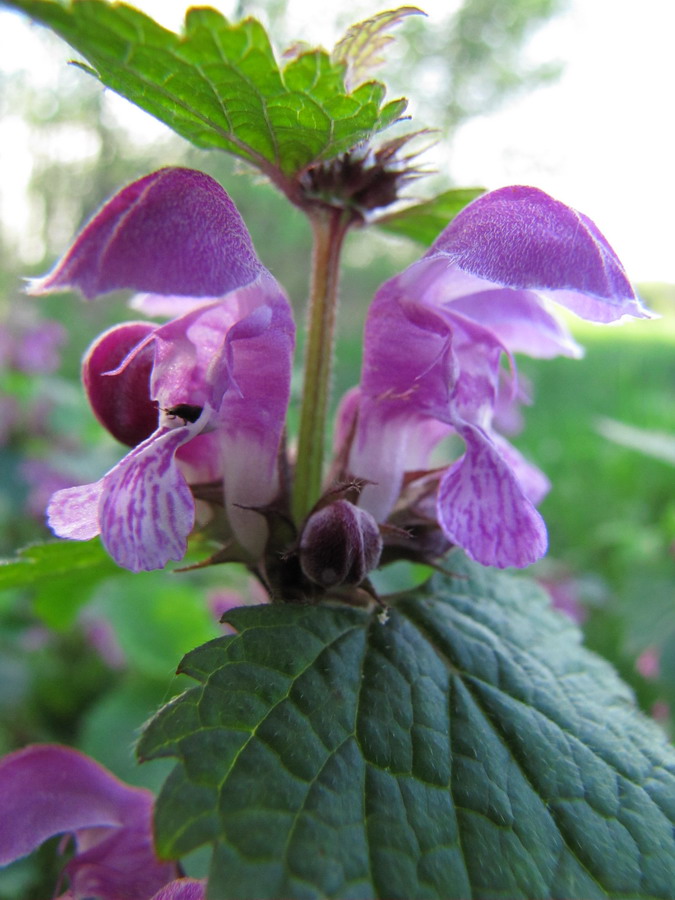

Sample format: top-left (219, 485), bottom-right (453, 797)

top-left (4, 0), bottom-right (408, 187)
top-left (0, 539), bottom-right (120, 628)
top-left (138, 552), bottom-right (675, 899)
top-left (375, 186), bottom-right (486, 243)
top-left (332, 7), bottom-right (424, 91)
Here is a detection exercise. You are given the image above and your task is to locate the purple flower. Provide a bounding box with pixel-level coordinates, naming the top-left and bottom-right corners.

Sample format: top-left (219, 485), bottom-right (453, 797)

top-left (33, 168), bottom-right (294, 572)
top-left (0, 744), bottom-right (204, 900)
top-left (341, 186), bottom-right (650, 568)
top-left (0, 317), bottom-right (66, 375)
top-left (33, 172), bottom-right (647, 577)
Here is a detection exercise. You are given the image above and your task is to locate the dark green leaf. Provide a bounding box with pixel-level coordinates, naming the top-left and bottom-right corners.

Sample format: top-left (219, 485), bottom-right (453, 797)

top-left (4, 0), bottom-right (407, 184)
top-left (0, 539), bottom-right (120, 628)
top-left (138, 552), bottom-right (675, 899)
top-left (375, 187), bottom-right (486, 244)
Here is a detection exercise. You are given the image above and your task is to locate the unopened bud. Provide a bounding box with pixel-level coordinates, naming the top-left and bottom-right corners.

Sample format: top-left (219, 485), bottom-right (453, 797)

top-left (299, 500), bottom-right (383, 589)
top-left (83, 322), bottom-right (156, 447)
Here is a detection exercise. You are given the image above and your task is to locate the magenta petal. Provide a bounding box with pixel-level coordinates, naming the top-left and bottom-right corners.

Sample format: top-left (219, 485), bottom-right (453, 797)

top-left (360, 287), bottom-right (458, 421)
top-left (176, 430), bottom-right (224, 483)
top-left (99, 423), bottom-right (202, 572)
top-left (0, 745), bottom-right (176, 900)
top-left (429, 185), bottom-right (649, 323)
top-left (437, 424), bottom-right (548, 568)
top-left (83, 321), bottom-right (158, 447)
top-left (0, 744), bottom-right (142, 863)
top-left (30, 168), bottom-right (263, 300)
top-left (148, 303), bottom-right (225, 410)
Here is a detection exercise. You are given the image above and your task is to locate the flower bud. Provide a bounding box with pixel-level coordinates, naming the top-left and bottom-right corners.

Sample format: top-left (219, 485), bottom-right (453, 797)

top-left (83, 321), bottom-right (157, 447)
top-left (299, 500), bottom-right (383, 589)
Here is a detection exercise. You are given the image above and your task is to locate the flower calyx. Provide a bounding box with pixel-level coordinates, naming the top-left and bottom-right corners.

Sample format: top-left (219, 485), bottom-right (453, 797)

top-left (254, 480), bottom-right (384, 607)
top-left (298, 132), bottom-right (430, 219)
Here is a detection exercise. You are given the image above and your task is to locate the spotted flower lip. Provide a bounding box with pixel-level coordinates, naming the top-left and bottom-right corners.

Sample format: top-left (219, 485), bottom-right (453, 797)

top-left (33, 168), bottom-right (294, 572)
top-left (346, 185), bottom-right (649, 568)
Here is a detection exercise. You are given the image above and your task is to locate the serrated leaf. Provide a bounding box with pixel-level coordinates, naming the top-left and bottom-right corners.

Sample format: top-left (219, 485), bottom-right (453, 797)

top-left (138, 552), bottom-right (675, 899)
top-left (0, 539), bottom-right (120, 628)
top-left (375, 187), bottom-right (486, 244)
top-left (332, 7), bottom-right (424, 91)
top-left (4, 0), bottom-right (407, 185)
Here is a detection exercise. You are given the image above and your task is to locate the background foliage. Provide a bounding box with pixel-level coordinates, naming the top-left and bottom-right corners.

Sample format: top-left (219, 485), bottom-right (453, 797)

top-left (0, 1), bottom-right (673, 896)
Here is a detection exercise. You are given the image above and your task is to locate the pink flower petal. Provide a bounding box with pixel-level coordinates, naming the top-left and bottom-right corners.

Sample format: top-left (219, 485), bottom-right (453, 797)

top-left (0, 745), bottom-right (176, 900)
top-left (429, 185), bottom-right (650, 323)
top-left (437, 424), bottom-right (548, 568)
top-left (100, 422), bottom-right (203, 572)
top-left (48, 481), bottom-right (104, 541)
top-left (30, 168), bottom-right (263, 300)
top-left (447, 288), bottom-right (583, 359)
top-left (491, 434), bottom-right (551, 505)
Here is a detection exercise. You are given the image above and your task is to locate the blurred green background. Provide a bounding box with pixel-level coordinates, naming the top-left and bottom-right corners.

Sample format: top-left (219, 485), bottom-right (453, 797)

top-left (0, 0), bottom-right (673, 893)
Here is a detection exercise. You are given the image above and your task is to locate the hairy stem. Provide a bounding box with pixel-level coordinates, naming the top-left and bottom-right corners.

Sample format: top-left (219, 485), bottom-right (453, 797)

top-left (292, 207), bottom-right (351, 524)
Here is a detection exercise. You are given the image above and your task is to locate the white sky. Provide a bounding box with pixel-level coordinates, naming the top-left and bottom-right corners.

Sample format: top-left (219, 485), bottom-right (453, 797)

top-left (1, 0), bottom-right (674, 283)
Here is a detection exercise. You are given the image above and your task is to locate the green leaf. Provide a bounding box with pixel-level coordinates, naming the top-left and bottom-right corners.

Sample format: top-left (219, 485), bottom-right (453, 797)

top-left (138, 552), bottom-right (675, 899)
top-left (375, 187), bottom-right (486, 244)
top-left (332, 7), bottom-right (424, 91)
top-left (92, 573), bottom-right (221, 680)
top-left (4, 0), bottom-right (407, 184)
top-left (0, 539), bottom-right (120, 628)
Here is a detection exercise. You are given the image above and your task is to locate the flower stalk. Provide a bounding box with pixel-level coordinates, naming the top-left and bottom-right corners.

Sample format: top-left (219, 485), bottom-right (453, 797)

top-left (292, 206), bottom-right (352, 524)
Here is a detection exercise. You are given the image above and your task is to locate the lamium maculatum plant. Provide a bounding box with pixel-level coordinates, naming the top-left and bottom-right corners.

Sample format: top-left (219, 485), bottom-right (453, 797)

top-left (0, 2), bottom-right (673, 899)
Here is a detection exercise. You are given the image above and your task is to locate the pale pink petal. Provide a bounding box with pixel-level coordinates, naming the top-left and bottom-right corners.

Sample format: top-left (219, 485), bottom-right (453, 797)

top-left (48, 481), bottom-right (104, 541)
top-left (447, 289), bottom-right (583, 359)
top-left (130, 292), bottom-right (219, 316)
top-left (351, 408), bottom-right (416, 523)
top-left (217, 282), bottom-right (295, 555)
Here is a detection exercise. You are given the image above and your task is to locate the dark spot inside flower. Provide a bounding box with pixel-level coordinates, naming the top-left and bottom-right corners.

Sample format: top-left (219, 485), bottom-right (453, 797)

top-left (164, 404), bottom-right (203, 424)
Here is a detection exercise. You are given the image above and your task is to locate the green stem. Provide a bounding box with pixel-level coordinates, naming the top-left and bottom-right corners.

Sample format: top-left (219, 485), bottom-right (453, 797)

top-left (292, 206), bottom-right (351, 524)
